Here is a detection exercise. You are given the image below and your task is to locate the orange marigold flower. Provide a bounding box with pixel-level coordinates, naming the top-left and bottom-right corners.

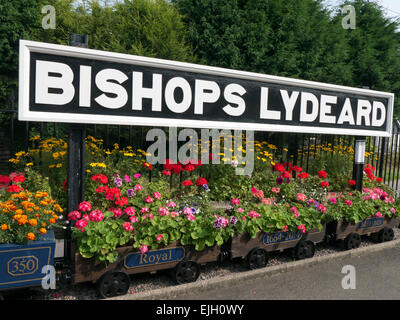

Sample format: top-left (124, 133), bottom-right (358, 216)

top-left (15, 209), bottom-right (24, 215)
top-left (41, 222), bottom-right (47, 227)
top-left (26, 233), bottom-right (35, 241)
top-left (35, 213), bottom-right (40, 218)
top-left (49, 218), bottom-right (56, 224)
top-left (39, 228), bottom-right (47, 234)
top-left (1, 224), bottom-right (8, 230)
top-left (28, 219), bottom-right (37, 226)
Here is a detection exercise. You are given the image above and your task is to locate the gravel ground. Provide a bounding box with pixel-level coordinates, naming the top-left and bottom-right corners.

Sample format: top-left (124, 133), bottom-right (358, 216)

top-left (3, 228), bottom-right (399, 300)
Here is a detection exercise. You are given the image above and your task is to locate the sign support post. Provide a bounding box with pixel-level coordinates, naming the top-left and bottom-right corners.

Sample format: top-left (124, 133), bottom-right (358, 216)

top-left (65, 34), bottom-right (88, 265)
top-left (353, 136), bottom-right (366, 191)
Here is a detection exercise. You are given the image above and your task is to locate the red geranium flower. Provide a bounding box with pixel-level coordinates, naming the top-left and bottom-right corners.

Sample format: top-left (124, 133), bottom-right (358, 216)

top-left (297, 172), bottom-right (309, 179)
top-left (115, 196), bottom-right (128, 207)
top-left (376, 177), bottom-right (383, 183)
top-left (163, 159), bottom-right (175, 171)
top-left (348, 180), bottom-right (356, 186)
top-left (273, 163), bottom-right (285, 173)
top-left (7, 184), bottom-right (22, 193)
top-left (91, 174), bottom-right (108, 184)
top-left (105, 187), bottom-right (121, 201)
top-left (172, 163), bottom-right (183, 175)
top-left (0, 175), bottom-right (11, 188)
top-left (11, 175), bottom-right (25, 183)
top-left (182, 180), bottom-right (193, 187)
top-left (195, 177), bottom-right (208, 186)
top-left (292, 165), bottom-right (302, 173)
top-left (318, 171), bottom-right (327, 179)
top-left (321, 181), bottom-right (329, 188)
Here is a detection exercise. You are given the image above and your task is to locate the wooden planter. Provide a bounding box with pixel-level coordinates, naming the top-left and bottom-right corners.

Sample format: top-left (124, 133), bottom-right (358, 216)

top-left (331, 216), bottom-right (400, 241)
top-left (72, 242), bottom-right (221, 284)
top-left (0, 230), bottom-right (56, 291)
top-left (231, 225), bottom-right (326, 260)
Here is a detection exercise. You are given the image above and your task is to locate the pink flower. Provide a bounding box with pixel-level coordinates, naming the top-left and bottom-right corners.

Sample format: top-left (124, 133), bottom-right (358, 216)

top-left (375, 211), bottom-right (382, 218)
top-left (82, 214), bottom-right (89, 221)
top-left (158, 207), bottom-right (169, 216)
top-left (156, 234), bottom-right (164, 242)
top-left (296, 193), bottom-right (306, 202)
top-left (134, 173), bottom-right (141, 179)
top-left (145, 196), bottom-right (154, 203)
top-left (283, 225), bottom-right (288, 232)
top-left (187, 214), bottom-right (196, 221)
top-left (231, 198), bottom-right (240, 206)
top-left (166, 201), bottom-right (176, 208)
top-left (318, 204), bottom-right (327, 213)
top-left (344, 200), bottom-right (352, 207)
top-left (271, 187), bottom-right (280, 194)
top-left (111, 207), bottom-right (122, 218)
top-left (248, 210), bottom-right (260, 218)
top-left (329, 197), bottom-right (337, 204)
top-left (153, 192), bottom-right (162, 199)
top-left (290, 206), bottom-right (299, 218)
top-left (123, 222), bottom-right (133, 232)
top-left (242, 216), bottom-right (246, 221)
top-left (129, 216), bottom-right (138, 223)
top-left (89, 210), bottom-right (103, 222)
top-left (139, 244), bottom-right (148, 254)
top-left (134, 184), bottom-right (143, 191)
top-left (390, 207), bottom-right (396, 214)
top-left (68, 211), bottom-right (81, 221)
top-left (78, 201), bottom-right (92, 212)
top-left (75, 219), bottom-right (87, 232)
top-left (297, 224), bottom-right (306, 234)
top-left (183, 207), bottom-right (192, 215)
top-left (170, 211), bottom-right (179, 218)
top-left (141, 207), bottom-right (149, 213)
top-left (124, 175), bottom-right (130, 183)
top-left (251, 187), bottom-right (258, 194)
top-left (124, 207), bottom-right (136, 216)
top-left (237, 207), bottom-right (244, 213)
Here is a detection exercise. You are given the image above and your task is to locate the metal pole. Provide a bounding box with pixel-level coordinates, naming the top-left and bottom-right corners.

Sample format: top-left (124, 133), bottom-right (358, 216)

top-left (352, 136), bottom-right (366, 191)
top-left (65, 34), bottom-right (89, 265)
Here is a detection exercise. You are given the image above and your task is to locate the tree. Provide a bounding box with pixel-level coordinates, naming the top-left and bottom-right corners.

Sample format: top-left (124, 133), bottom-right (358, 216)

top-left (335, 0), bottom-right (400, 117)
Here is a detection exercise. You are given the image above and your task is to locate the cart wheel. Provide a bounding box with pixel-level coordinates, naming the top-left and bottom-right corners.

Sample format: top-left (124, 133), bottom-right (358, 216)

top-left (294, 240), bottom-right (314, 260)
top-left (344, 233), bottom-right (361, 250)
top-left (174, 260), bottom-right (201, 284)
top-left (247, 248), bottom-right (268, 270)
top-left (97, 271), bottom-right (130, 298)
top-left (378, 227), bottom-right (394, 242)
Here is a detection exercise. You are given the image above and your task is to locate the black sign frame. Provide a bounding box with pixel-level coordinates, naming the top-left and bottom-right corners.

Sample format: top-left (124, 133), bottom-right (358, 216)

top-left (19, 40), bottom-right (394, 137)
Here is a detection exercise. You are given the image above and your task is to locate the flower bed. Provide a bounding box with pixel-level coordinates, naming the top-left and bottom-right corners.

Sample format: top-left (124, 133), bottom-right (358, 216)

top-left (3, 135), bottom-right (400, 293)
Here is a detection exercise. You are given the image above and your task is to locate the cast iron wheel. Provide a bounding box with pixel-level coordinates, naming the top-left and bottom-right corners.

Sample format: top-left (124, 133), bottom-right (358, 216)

top-left (294, 240), bottom-right (314, 260)
top-left (378, 227), bottom-right (394, 242)
top-left (344, 233), bottom-right (361, 250)
top-left (174, 260), bottom-right (201, 284)
top-left (97, 271), bottom-right (130, 298)
top-left (247, 248), bottom-right (268, 270)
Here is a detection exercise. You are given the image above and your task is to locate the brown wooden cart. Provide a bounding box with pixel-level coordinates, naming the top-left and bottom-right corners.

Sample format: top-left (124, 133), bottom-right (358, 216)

top-left (71, 242), bottom-right (221, 298)
top-left (327, 216), bottom-right (400, 250)
top-left (230, 225), bottom-right (326, 269)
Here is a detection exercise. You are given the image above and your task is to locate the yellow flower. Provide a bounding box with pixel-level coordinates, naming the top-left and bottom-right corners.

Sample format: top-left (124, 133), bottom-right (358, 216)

top-left (26, 162), bottom-right (34, 167)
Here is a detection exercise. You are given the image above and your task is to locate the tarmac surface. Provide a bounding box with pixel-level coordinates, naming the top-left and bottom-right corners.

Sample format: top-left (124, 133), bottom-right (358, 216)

top-left (111, 239), bottom-right (400, 300)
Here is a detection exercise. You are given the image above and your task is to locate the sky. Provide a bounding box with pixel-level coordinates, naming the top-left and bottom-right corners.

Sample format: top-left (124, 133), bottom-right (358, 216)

top-left (323, 0), bottom-right (400, 20)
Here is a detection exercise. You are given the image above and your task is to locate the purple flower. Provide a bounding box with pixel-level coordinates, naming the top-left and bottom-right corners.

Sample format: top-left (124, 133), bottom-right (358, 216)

top-left (285, 178), bottom-right (290, 184)
top-left (203, 184), bottom-right (209, 190)
top-left (230, 216), bottom-right (238, 226)
top-left (114, 178), bottom-right (123, 187)
top-left (213, 219), bottom-right (222, 229)
top-left (276, 177), bottom-right (283, 185)
top-left (127, 189), bottom-right (135, 197)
